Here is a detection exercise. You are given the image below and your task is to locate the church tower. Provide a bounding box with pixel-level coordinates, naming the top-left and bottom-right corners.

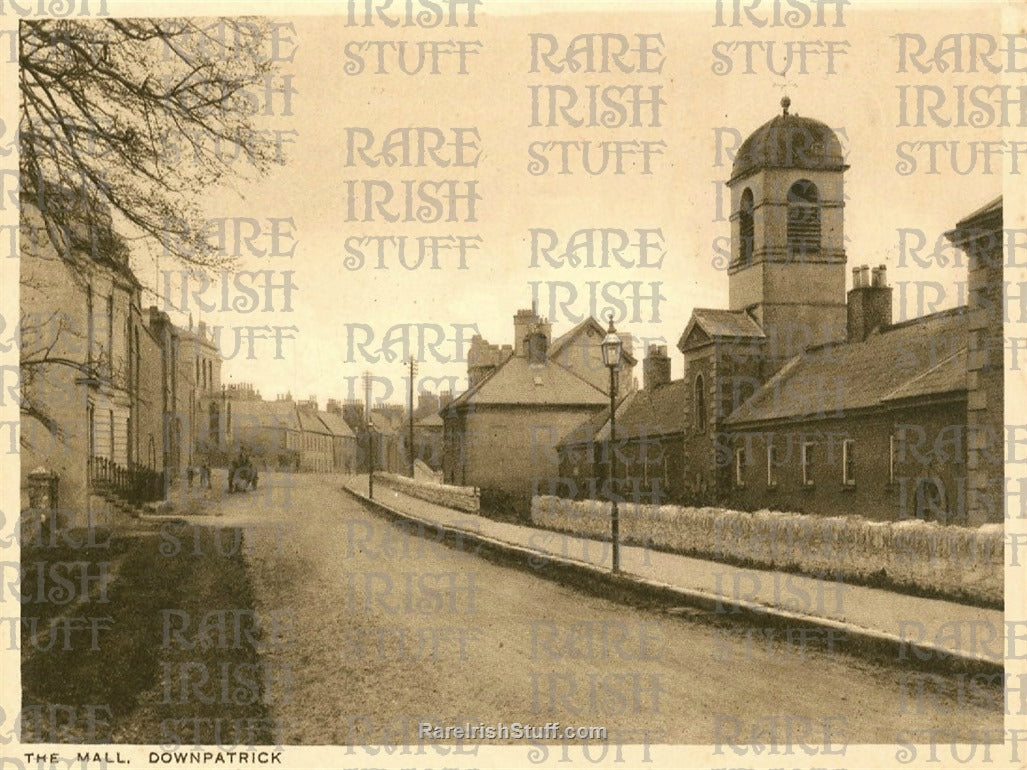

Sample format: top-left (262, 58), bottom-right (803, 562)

top-left (727, 97), bottom-right (848, 368)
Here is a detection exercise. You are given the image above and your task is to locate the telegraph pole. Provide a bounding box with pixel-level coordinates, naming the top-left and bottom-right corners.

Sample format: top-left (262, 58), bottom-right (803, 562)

top-left (363, 370), bottom-right (374, 499)
top-left (407, 358), bottom-right (417, 477)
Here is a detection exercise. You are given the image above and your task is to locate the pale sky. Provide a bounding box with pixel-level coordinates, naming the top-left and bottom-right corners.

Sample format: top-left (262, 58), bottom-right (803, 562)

top-left (134, 2), bottom-right (1010, 408)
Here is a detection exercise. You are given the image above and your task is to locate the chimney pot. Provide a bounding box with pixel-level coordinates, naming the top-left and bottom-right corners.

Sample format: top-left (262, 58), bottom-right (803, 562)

top-left (852, 267), bottom-right (861, 288)
top-left (643, 344), bottom-right (671, 391)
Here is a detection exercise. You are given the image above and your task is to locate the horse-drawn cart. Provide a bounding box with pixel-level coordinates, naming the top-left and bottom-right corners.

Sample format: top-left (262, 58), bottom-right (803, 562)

top-left (228, 456), bottom-right (259, 492)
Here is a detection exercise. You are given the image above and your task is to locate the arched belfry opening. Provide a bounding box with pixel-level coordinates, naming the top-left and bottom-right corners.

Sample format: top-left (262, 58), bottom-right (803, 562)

top-left (738, 187), bottom-right (754, 266)
top-left (787, 179), bottom-right (821, 258)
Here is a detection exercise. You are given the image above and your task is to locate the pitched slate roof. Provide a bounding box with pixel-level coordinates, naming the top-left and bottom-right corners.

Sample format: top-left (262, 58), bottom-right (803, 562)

top-left (593, 379), bottom-right (687, 442)
top-left (230, 399), bottom-right (300, 431)
top-left (263, 401), bottom-right (301, 430)
top-left (317, 411), bottom-right (356, 438)
top-left (548, 316), bottom-right (637, 365)
top-left (724, 308), bottom-right (968, 426)
top-left (449, 356), bottom-right (608, 408)
top-left (296, 408), bottom-right (331, 435)
top-left (678, 308), bottom-right (765, 351)
top-left (881, 348), bottom-right (967, 403)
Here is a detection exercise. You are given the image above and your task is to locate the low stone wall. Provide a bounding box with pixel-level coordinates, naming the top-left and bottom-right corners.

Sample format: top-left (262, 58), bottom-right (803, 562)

top-left (531, 496), bottom-right (1003, 605)
top-left (375, 472), bottom-right (480, 513)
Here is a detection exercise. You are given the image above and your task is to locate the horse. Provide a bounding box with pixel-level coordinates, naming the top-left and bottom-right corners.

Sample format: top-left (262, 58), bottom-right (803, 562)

top-left (229, 462), bottom-right (258, 492)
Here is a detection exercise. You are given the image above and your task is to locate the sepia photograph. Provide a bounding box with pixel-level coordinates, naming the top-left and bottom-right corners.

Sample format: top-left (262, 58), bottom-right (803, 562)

top-left (1, 1), bottom-right (1025, 768)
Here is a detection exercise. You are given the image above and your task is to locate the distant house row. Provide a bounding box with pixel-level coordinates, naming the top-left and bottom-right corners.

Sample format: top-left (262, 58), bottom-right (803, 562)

top-left (220, 388), bottom-right (358, 473)
top-left (218, 387), bottom-right (449, 476)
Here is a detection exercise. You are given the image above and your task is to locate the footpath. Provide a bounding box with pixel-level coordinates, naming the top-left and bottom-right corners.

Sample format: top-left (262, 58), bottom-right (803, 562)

top-left (344, 477), bottom-right (1005, 670)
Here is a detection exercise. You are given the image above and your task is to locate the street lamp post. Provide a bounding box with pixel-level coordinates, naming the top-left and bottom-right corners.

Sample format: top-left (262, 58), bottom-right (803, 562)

top-left (367, 418), bottom-right (376, 500)
top-left (600, 312), bottom-right (623, 574)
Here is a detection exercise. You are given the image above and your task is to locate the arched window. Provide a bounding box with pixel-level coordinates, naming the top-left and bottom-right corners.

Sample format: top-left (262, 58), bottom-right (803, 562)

top-left (738, 187), bottom-right (754, 266)
top-left (787, 179), bottom-right (821, 257)
top-left (694, 374), bottom-right (707, 434)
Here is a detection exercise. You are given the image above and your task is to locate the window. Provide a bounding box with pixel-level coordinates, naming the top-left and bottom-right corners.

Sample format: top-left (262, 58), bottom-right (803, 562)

top-left (694, 374), bottom-right (707, 434)
top-left (87, 404), bottom-right (96, 458)
top-left (86, 287), bottom-right (94, 370)
top-left (734, 447), bottom-right (746, 488)
top-left (134, 328), bottom-right (140, 397)
top-left (842, 438), bottom-right (855, 487)
top-left (787, 179), bottom-right (821, 257)
top-left (109, 408), bottom-right (115, 460)
top-left (738, 187), bottom-right (754, 266)
top-left (801, 442), bottom-right (816, 486)
top-left (767, 442), bottom-right (779, 487)
top-left (196, 357), bottom-right (201, 385)
top-left (106, 294), bottom-right (114, 378)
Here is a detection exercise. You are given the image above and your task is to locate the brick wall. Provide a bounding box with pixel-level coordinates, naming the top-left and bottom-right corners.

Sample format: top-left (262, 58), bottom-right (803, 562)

top-left (460, 406), bottom-right (604, 497)
top-left (724, 401), bottom-right (968, 522)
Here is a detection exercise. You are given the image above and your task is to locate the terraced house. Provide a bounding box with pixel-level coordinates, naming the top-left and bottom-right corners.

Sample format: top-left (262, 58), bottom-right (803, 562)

top-left (20, 193), bottom-right (223, 527)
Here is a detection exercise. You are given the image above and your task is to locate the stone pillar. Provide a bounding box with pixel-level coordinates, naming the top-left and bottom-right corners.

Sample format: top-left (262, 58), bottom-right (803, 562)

top-left (946, 198), bottom-right (1004, 525)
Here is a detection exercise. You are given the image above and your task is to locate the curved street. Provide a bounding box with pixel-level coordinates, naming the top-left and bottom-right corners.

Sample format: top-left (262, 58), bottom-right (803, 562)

top-left (199, 472), bottom-right (1003, 749)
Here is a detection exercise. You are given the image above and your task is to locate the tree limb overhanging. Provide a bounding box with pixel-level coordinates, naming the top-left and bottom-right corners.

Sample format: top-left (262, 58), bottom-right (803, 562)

top-left (20, 17), bottom-right (285, 269)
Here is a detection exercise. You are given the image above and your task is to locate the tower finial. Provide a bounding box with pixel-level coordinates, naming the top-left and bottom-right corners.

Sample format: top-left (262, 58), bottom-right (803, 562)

top-left (781, 96), bottom-right (791, 116)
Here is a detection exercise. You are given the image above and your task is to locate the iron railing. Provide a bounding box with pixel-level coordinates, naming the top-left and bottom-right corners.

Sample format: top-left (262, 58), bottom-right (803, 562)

top-left (89, 456), bottom-right (165, 505)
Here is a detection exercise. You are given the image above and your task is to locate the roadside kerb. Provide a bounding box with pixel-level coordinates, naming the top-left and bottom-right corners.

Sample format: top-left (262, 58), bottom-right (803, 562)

top-left (343, 486), bottom-right (1003, 674)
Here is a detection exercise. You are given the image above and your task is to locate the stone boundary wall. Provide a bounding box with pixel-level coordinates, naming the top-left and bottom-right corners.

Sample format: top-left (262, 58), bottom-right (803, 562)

top-left (531, 496), bottom-right (1003, 605)
top-left (375, 472), bottom-right (480, 513)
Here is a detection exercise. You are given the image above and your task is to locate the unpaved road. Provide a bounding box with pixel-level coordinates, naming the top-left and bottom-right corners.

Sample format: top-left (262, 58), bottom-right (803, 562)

top-left (215, 473), bottom-right (1003, 752)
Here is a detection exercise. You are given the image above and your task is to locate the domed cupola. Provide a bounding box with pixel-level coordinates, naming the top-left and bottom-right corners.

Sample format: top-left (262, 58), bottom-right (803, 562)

top-left (730, 97), bottom-right (847, 183)
top-left (725, 97), bottom-right (849, 364)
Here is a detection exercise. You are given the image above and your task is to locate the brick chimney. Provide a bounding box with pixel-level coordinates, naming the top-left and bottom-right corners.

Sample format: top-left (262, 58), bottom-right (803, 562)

top-left (526, 330), bottom-right (549, 364)
top-left (847, 263), bottom-right (893, 342)
top-left (514, 300), bottom-right (551, 356)
top-left (643, 344), bottom-right (671, 391)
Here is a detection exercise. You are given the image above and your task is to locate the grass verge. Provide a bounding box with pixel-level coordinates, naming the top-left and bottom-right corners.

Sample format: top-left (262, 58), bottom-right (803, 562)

top-left (21, 524), bottom-right (275, 745)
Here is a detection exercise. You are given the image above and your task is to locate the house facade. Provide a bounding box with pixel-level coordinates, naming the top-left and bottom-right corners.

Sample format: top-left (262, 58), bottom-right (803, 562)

top-left (297, 401), bottom-right (333, 473)
top-left (20, 194), bottom-right (220, 526)
top-left (20, 199), bottom-right (139, 524)
top-left (318, 409), bottom-right (358, 473)
top-left (442, 307), bottom-right (635, 509)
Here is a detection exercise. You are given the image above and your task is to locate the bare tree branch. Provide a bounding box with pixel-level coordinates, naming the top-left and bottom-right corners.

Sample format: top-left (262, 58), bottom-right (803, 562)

top-left (20, 18), bottom-right (285, 269)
